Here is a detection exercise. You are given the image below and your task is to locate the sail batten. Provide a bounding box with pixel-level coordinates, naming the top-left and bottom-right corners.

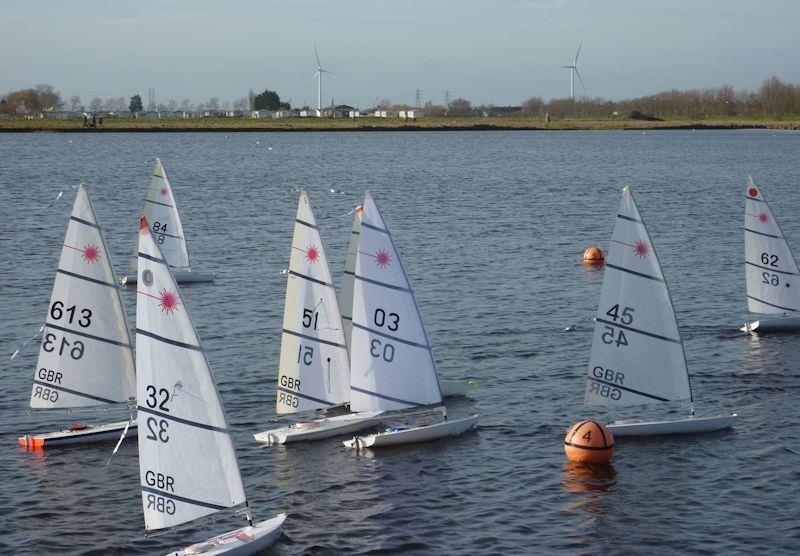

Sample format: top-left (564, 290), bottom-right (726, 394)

top-left (585, 187), bottom-right (691, 408)
top-left (349, 192), bottom-right (442, 413)
top-left (276, 189), bottom-right (350, 415)
top-left (31, 185), bottom-right (135, 410)
top-left (744, 177), bottom-right (800, 314)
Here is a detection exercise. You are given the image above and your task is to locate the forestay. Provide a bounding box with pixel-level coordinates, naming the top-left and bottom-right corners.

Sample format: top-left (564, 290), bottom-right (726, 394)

top-left (339, 205), bottom-right (362, 354)
top-left (349, 192), bottom-right (442, 413)
top-left (585, 187), bottom-right (692, 407)
top-left (277, 189), bottom-right (350, 414)
top-left (31, 185), bottom-right (135, 410)
top-left (744, 176), bottom-right (800, 314)
top-left (134, 158), bottom-right (191, 272)
top-left (136, 217), bottom-right (245, 531)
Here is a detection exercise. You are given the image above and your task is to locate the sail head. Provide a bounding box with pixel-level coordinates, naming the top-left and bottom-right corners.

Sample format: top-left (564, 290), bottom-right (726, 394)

top-left (136, 217), bottom-right (245, 531)
top-left (32, 185), bottom-right (135, 409)
top-left (585, 187), bottom-right (692, 408)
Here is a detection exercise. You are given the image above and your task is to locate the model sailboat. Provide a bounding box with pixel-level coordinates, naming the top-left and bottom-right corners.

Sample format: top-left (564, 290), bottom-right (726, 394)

top-left (253, 190), bottom-right (382, 445)
top-left (120, 158), bottom-right (215, 285)
top-left (343, 192), bottom-right (478, 449)
top-left (340, 205), bottom-right (475, 398)
top-left (136, 217), bottom-right (285, 554)
top-left (19, 185), bottom-right (137, 448)
top-left (585, 187), bottom-right (737, 436)
top-left (741, 176), bottom-right (800, 333)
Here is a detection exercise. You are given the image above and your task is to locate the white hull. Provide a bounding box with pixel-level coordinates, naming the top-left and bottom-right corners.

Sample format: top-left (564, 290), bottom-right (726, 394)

top-left (439, 379), bottom-right (476, 397)
top-left (343, 414), bottom-right (479, 448)
top-left (253, 412), bottom-right (383, 445)
top-left (167, 513), bottom-right (286, 556)
top-left (120, 272), bottom-right (216, 285)
top-left (741, 316), bottom-right (800, 334)
top-left (19, 419), bottom-right (137, 448)
top-left (607, 414), bottom-right (738, 437)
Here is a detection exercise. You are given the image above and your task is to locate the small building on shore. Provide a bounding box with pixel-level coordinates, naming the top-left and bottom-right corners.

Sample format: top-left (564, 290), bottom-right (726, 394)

top-left (322, 104), bottom-right (356, 118)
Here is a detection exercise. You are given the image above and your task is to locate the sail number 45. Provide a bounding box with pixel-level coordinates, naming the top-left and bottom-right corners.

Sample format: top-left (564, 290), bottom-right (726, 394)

top-left (602, 304), bottom-right (634, 347)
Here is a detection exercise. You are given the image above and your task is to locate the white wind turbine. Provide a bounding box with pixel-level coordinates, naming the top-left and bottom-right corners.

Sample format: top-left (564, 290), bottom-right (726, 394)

top-left (562, 41), bottom-right (586, 100)
top-left (312, 44), bottom-right (335, 112)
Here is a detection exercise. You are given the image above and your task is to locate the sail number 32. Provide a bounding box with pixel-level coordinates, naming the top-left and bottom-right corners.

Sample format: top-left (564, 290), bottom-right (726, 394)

top-left (144, 385), bottom-right (171, 443)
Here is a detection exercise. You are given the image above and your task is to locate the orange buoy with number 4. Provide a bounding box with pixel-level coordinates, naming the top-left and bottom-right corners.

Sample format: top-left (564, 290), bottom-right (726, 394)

top-left (564, 420), bottom-right (615, 464)
top-left (583, 247), bottom-right (604, 266)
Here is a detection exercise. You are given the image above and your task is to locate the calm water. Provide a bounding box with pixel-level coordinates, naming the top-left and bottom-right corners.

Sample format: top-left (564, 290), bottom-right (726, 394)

top-left (0, 130), bottom-right (798, 555)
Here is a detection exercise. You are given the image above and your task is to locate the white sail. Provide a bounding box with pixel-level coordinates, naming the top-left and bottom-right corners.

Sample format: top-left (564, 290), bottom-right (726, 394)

top-left (276, 189), bottom-right (350, 414)
top-left (135, 217), bottom-right (245, 531)
top-left (744, 176), bottom-right (800, 314)
top-left (349, 192), bottom-right (442, 413)
top-left (31, 185), bottom-right (135, 409)
top-left (135, 158), bottom-right (191, 272)
top-left (339, 205), bottom-right (362, 354)
top-left (585, 187), bottom-right (692, 407)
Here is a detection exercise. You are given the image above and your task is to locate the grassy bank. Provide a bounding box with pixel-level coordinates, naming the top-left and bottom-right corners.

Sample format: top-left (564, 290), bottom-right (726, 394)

top-left (1, 116), bottom-right (799, 132)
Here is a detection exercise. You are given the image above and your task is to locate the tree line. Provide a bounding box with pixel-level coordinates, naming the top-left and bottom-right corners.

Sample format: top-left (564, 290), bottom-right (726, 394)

top-left (3, 77), bottom-right (800, 119)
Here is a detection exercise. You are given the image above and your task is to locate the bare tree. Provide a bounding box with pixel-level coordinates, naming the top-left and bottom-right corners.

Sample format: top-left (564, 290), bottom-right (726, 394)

top-left (521, 96), bottom-right (544, 117)
top-left (377, 97), bottom-right (392, 109)
top-left (207, 97), bottom-right (220, 110)
top-left (89, 97), bottom-right (104, 112)
top-left (166, 99), bottom-right (178, 112)
top-left (35, 84), bottom-right (63, 110)
top-left (447, 98), bottom-right (472, 116)
top-left (69, 95), bottom-right (83, 111)
top-left (232, 97), bottom-right (249, 111)
top-left (180, 99), bottom-right (193, 111)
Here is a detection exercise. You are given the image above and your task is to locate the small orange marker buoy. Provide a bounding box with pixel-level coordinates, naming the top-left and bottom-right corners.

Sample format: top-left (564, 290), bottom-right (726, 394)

top-left (582, 247), bottom-right (604, 266)
top-left (564, 420), bottom-right (615, 464)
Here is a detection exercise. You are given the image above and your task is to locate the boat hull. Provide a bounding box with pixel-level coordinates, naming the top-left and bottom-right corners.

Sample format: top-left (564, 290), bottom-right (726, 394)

top-left (253, 412), bottom-right (383, 445)
top-left (167, 513), bottom-right (286, 556)
top-left (343, 414), bottom-right (479, 448)
top-left (741, 316), bottom-right (800, 334)
top-left (120, 272), bottom-right (216, 285)
top-left (19, 419), bottom-right (137, 447)
top-left (607, 414), bottom-right (738, 437)
top-left (439, 379), bottom-right (476, 397)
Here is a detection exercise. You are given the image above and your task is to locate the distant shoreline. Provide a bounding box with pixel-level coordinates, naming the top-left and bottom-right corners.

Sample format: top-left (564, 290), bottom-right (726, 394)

top-left (1, 117), bottom-right (798, 133)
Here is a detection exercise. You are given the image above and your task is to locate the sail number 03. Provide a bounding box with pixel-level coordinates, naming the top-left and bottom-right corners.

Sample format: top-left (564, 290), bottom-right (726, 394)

top-left (602, 304), bottom-right (634, 347)
top-left (370, 308), bottom-right (399, 362)
top-left (144, 385), bottom-right (171, 443)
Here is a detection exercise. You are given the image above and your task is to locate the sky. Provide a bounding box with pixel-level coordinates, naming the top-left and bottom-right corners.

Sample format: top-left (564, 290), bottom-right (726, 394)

top-left (1, 0), bottom-right (798, 108)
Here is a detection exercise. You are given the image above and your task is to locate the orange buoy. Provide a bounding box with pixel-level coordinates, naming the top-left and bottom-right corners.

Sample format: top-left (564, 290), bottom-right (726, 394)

top-left (582, 247), bottom-right (604, 266)
top-left (564, 420), bottom-right (615, 464)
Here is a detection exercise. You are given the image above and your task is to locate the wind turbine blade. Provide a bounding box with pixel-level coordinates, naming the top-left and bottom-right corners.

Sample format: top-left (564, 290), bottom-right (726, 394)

top-left (320, 69), bottom-right (340, 77)
top-left (575, 68), bottom-right (587, 92)
top-left (314, 44), bottom-right (321, 68)
top-left (562, 65), bottom-right (573, 69)
top-left (574, 41), bottom-right (582, 64)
